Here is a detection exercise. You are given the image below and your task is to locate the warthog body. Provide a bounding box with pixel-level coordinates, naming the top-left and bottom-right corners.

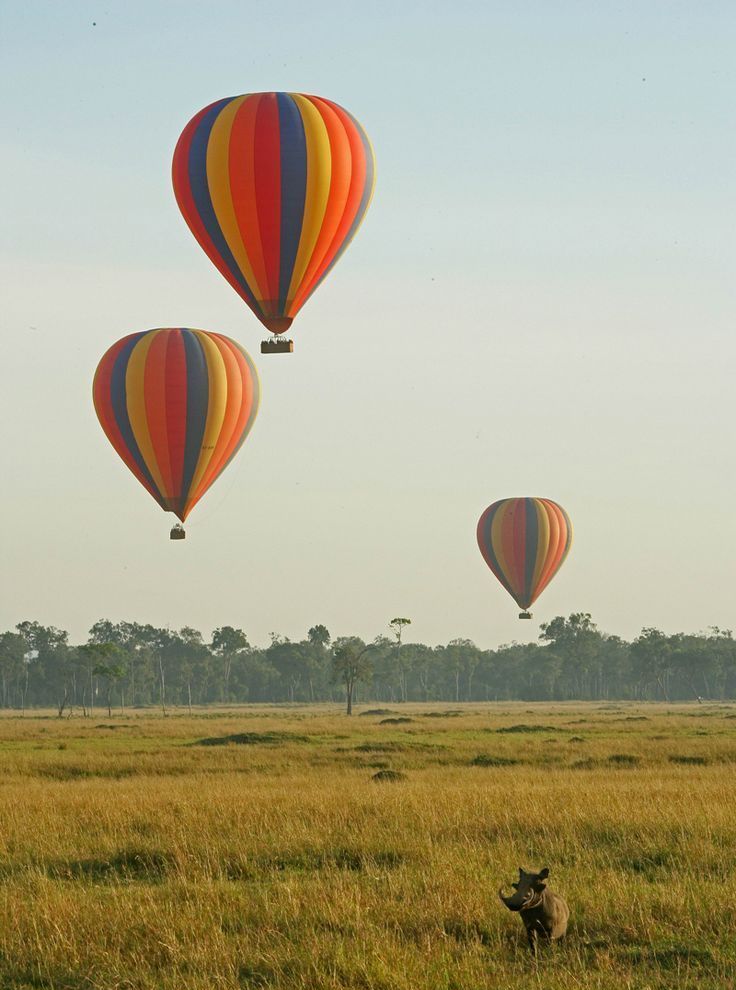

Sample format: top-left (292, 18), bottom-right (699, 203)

top-left (499, 867), bottom-right (569, 954)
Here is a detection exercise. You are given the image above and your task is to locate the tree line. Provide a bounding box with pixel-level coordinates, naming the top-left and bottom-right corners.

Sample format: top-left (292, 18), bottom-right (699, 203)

top-left (0, 614), bottom-right (735, 716)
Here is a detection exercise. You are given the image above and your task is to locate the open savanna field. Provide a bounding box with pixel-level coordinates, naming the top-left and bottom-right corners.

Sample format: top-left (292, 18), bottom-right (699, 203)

top-left (1, 703), bottom-right (735, 989)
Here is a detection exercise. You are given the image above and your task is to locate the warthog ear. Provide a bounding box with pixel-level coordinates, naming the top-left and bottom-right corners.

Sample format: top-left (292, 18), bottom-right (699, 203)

top-left (538, 868), bottom-right (550, 880)
top-left (518, 866), bottom-right (524, 876)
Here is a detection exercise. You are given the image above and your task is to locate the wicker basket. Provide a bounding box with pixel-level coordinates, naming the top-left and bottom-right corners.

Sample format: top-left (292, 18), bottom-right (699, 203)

top-left (261, 338), bottom-right (294, 354)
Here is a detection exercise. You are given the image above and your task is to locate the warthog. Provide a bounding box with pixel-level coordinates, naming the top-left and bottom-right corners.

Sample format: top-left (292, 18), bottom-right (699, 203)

top-left (498, 867), bottom-right (569, 954)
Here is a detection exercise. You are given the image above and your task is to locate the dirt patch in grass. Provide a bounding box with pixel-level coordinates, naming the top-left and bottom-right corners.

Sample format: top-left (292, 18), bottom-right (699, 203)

top-left (36, 764), bottom-right (138, 781)
top-left (624, 849), bottom-right (679, 877)
top-left (470, 754), bottom-right (520, 767)
top-left (354, 741), bottom-right (445, 754)
top-left (669, 755), bottom-right (709, 765)
top-left (497, 724), bottom-right (560, 734)
top-left (379, 717), bottom-right (414, 725)
top-left (49, 847), bottom-right (176, 882)
top-left (617, 940), bottom-right (715, 969)
top-left (358, 709), bottom-right (395, 716)
top-left (229, 846), bottom-right (407, 877)
top-left (354, 742), bottom-right (408, 753)
top-left (193, 732), bottom-right (308, 747)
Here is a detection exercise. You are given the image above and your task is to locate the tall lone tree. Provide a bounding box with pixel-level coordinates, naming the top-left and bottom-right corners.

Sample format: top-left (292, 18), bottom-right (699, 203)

top-left (389, 618), bottom-right (412, 702)
top-left (306, 625), bottom-right (330, 701)
top-left (332, 637), bottom-right (375, 716)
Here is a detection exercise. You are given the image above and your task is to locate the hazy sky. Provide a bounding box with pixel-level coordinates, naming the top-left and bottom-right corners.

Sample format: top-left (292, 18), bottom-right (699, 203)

top-left (2, 1), bottom-right (735, 649)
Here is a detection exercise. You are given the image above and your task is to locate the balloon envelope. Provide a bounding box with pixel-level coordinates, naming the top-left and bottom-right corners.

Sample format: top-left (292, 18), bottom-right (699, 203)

top-left (172, 92), bottom-right (375, 336)
top-left (93, 329), bottom-right (260, 522)
top-left (476, 498), bottom-right (572, 611)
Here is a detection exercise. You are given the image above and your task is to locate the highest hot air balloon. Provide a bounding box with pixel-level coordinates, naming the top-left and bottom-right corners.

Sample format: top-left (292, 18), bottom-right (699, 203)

top-left (93, 329), bottom-right (260, 539)
top-left (476, 498), bottom-right (573, 619)
top-left (172, 92), bottom-right (376, 354)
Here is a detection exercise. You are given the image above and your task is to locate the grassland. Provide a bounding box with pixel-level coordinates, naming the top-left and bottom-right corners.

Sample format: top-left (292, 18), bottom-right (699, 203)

top-left (0, 702), bottom-right (734, 989)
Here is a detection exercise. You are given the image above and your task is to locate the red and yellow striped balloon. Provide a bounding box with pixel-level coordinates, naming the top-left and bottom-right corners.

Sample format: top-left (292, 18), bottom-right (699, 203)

top-left (93, 329), bottom-right (260, 524)
top-left (172, 92), bottom-right (376, 338)
top-left (477, 498), bottom-right (573, 614)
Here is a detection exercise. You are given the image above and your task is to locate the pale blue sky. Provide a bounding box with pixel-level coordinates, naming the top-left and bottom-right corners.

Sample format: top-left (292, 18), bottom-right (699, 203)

top-left (1, 1), bottom-right (735, 647)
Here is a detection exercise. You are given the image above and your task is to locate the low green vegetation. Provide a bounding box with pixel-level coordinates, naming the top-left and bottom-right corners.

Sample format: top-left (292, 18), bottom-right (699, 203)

top-left (0, 702), bottom-right (734, 988)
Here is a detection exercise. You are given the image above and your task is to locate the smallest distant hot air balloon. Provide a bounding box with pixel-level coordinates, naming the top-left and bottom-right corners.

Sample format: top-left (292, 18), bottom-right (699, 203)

top-left (477, 498), bottom-right (572, 619)
top-left (93, 328), bottom-right (260, 539)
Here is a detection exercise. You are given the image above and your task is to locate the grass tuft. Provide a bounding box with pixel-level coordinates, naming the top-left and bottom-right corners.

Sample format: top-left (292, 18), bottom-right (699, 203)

top-left (372, 769), bottom-right (408, 782)
top-left (608, 753), bottom-right (641, 766)
top-left (470, 754), bottom-right (519, 767)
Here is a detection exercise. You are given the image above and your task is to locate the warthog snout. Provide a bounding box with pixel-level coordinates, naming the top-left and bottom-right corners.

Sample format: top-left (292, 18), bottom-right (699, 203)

top-left (498, 866), bottom-right (549, 911)
top-left (499, 867), bottom-right (569, 954)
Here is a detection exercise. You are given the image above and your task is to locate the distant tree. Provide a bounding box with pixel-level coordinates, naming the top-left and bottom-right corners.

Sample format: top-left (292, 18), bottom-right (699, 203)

top-left (267, 635), bottom-right (309, 703)
top-left (705, 627), bottom-right (736, 699)
top-left (211, 627), bottom-right (250, 703)
top-left (17, 622), bottom-right (70, 714)
top-left (88, 619), bottom-right (122, 646)
top-left (151, 629), bottom-right (184, 715)
top-left (539, 613), bottom-right (602, 699)
top-left (174, 627), bottom-right (211, 710)
top-left (305, 625), bottom-right (331, 701)
top-left (444, 638), bottom-right (481, 702)
top-left (125, 624), bottom-right (159, 707)
top-left (0, 633), bottom-right (26, 708)
top-left (402, 643), bottom-right (435, 701)
top-left (77, 643), bottom-right (121, 716)
top-left (308, 625), bottom-right (330, 650)
top-left (93, 657), bottom-right (125, 717)
top-left (389, 617), bottom-right (412, 702)
top-left (631, 627), bottom-right (672, 701)
top-left (332, 637), bottom-right (375, 715)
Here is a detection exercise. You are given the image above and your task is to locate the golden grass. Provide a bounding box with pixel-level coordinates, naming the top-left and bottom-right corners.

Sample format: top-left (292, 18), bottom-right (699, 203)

top-left (0, 702), bottom-right (734, 988)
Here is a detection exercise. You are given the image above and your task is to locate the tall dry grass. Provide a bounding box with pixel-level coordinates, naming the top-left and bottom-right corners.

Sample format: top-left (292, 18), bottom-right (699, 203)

top-left (0, 703), bottom-right (733, 988)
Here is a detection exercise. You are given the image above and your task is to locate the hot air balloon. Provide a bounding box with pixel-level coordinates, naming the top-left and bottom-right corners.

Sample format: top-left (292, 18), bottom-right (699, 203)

top-left (93, 329), bottom-right (260, 539)
top-left (476, 498), bottom-right (572, 619)
top-left (172, 92), bottom-right (375, 354)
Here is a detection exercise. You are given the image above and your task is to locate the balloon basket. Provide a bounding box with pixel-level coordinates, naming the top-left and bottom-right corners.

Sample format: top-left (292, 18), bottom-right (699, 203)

top-left (261, 338), bottom-right (294, 354)
top-left (518, 611), bottom-right (532, 620)
top-left (170, 524), bottom-right (186, 541)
